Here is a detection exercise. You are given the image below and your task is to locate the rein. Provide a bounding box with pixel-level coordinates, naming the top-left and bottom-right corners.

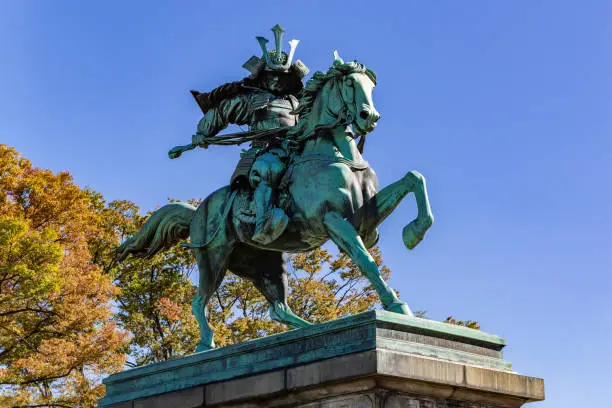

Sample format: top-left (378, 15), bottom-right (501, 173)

top-left (197, 127), bottom-right (288, 147)
top-left (168, 127), bottom-right (290, 159)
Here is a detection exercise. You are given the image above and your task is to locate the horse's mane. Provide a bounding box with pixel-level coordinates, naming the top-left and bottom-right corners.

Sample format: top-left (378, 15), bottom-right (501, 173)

top-left (287, 61), bottom-right (376, 137)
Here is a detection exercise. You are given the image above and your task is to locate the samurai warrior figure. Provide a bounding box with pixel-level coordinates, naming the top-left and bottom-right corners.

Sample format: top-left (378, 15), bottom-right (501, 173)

top-left (190, 25), bottom-right (309, 245)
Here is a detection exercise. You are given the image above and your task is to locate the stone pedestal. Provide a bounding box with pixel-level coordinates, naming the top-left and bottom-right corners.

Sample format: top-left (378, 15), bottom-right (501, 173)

top-left (99, 310), bottom-right (544, 408)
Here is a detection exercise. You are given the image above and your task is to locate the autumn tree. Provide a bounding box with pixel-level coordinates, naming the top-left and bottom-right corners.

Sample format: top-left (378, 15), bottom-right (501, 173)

top-left (0, 145), bottom-right (129, 408)
top-left (86, 198), bottom-right (199, 367)
top-left (414, 311), bottom-right (480, 330)
top-left (443, 316), bottom-right (480, 330)
top-left (109, 247), bottom-right (200, 366)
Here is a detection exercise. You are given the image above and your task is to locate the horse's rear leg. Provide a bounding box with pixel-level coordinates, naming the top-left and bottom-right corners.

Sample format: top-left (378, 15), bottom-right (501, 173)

top-left (324, 212), bottom-right (412, 315)
top-left (229, 249), bottom-right (312, 329)
top-left (356, 170), bottom-right (433, 250)
top-left (192, 245), bottom-right (230, 352)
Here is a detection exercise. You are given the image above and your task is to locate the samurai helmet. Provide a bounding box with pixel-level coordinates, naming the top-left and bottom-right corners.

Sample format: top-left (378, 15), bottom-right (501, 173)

top-left (242, 24), bottom-right (310, 79)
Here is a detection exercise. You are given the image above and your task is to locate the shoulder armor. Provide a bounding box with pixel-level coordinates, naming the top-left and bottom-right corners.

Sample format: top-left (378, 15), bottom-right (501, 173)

top-left (190, 80), bottom-right (244, 114)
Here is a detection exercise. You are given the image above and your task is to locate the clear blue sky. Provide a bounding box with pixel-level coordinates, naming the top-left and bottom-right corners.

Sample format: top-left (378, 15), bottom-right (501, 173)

top-left (2, 2), bottom-right (610, 406)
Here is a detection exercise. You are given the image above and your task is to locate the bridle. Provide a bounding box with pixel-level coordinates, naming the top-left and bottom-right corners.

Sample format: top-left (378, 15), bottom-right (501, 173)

top-left (292, 74), bottom-right (359, 143)
top-left (328, 75), bottom-right (357, 126)
top-left (289, 74), bottom-right (371, 170)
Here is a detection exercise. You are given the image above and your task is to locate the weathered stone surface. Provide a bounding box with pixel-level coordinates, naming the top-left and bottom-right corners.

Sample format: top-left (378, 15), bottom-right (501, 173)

top-left (205, 370), bottom-right (285, 405)
top-left (116, 352), bottom-right (543, 407)
top-left (376, 328), bottom-right (502, 359)
top-left (287, 350), bottom-right (377, 389)
top-left (290, 378), bottom-right (377, 406)
top-left (383, 394), bottom-right (421, 408)
top-left (133, 386), bottom-right (204, 408)
top-left (377, 376), bottom-right (456, 400)
top-left (377, 349), bottom-right (465, 386)
top-left (101, 311), bottom-right (513, 406)
top-left (99, 311), bottom-right (543, 408)
top-left (464, 366), bottom-right (545, 400)
top-left (383, 393), bottom-right (506, 408)
top-left (299, 392), bottom-right (376, 408)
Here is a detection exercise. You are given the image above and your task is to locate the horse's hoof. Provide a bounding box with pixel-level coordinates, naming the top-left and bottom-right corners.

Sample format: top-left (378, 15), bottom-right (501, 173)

top-left (402, 222), bottom-right (422, 250)
top-left (402, 216), bottom-right (433, 250)
top-left (270, 303), bottom-right (313, 329)
top-left (286, 318), bottom-right (314, 329)
top-left (384, 301), bottom-right (414, 316)
top-left (195, 341), bottom-right (215, 353)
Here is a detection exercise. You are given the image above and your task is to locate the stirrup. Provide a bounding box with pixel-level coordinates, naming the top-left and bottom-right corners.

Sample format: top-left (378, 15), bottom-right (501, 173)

top-left (383, 301), bottom-right (413, 316)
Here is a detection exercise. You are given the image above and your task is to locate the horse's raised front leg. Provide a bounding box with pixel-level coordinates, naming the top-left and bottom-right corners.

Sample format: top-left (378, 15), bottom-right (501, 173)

top-left (356, 170), bottom-right (434, 250)
top-left (324, 212), bottom-right (412, 315)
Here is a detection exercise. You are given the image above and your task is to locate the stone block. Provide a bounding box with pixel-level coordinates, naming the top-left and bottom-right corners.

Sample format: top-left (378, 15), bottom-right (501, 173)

top-left (205, 369), bottom-right (285, 406)
top-left (377, 376), bottom-right (455, 400)
top-left (289, 378), bottom-right (377, 406)
top-left (99, 310), bottom-right (544, 408)
top-left (377, 349), bottom-right (465, 386)
top-left (383, 394), bottom-right (421, 408)
top-left (133, 386), bottom-right (204, 408)
top-left (464, 366), bottom-right (545, 400)
top-left (299, 392), bottom-right (376, 408)
top-left (287, 350), bottom-right (377, 389)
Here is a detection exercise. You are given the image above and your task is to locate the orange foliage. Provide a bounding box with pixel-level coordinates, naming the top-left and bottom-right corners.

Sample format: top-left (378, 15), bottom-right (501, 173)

top-left (0, 145), bottom-right (129, 407)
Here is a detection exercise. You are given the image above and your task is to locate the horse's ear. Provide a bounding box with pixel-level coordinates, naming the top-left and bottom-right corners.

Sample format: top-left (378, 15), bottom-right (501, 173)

top-left (333, 50), bottom-right (344, 65)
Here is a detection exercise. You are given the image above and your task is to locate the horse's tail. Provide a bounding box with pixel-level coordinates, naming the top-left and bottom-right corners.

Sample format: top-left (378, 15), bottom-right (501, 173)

top-left (115, 202), bottom-right (196, 261)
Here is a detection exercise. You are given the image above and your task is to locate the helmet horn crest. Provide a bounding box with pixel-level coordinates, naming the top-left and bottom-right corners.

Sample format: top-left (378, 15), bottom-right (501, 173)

top-left (243, 25), bottom-right (310, 79)
top-left (256, 24), bottom-right (297, 71)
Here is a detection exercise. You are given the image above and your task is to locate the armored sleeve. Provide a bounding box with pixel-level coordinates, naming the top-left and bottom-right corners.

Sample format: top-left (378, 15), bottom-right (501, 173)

top-left (196, 94), bottom-right (251, 137)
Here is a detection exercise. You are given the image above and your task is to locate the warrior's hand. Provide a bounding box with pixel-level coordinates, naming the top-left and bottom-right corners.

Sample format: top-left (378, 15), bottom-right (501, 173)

top-left (168, 133), bottom-right (212, 159)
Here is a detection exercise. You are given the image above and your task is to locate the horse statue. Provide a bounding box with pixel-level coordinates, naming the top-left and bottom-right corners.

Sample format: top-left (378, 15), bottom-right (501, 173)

top-left (116, 53), bottom-right (434, 352)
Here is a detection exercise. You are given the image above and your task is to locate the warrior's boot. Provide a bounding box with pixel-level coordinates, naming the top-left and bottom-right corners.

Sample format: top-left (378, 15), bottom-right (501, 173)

top-left (252, 184), bottom-right (289, 245)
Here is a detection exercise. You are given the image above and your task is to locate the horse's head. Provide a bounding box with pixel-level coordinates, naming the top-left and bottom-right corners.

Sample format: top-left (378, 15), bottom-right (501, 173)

top-left (289, 52), bottom-right (380, 140)
top-left (329, 51), bottom-right (380, 135)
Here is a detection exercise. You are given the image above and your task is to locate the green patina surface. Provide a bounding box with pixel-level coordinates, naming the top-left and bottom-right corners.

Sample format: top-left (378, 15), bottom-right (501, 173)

top-left (100, 310), bottom-right (510, 407)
